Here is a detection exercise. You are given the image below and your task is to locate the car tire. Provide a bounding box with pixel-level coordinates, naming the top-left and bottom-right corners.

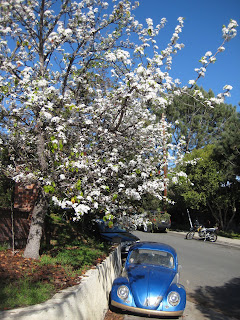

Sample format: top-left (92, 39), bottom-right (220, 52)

top-left (147, 225), bottom-right (152, 232)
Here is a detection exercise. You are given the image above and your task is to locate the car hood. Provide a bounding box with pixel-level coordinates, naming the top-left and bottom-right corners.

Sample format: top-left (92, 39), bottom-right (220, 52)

top-left (100, 231), bottom-right (139, 242)
top-left (127, 265), bottom-right (176, 309)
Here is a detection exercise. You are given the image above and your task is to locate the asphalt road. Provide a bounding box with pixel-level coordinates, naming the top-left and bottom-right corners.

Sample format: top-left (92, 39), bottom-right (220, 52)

top-left (122, 230), bottom-right (240, 320)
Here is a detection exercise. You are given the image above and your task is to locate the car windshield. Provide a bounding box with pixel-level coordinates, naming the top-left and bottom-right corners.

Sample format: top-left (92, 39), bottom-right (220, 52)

top-left (103, 224), bottom-right (125, 232)
top-left (128, 249), bottom-right (174, 269)
top-left (97, 220), bottom-right (126, 233)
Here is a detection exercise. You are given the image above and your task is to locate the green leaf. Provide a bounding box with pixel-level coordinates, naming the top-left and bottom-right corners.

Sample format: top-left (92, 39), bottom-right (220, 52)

top-left (43, 185), bottom-right (55, 194)
top-left (108, 221), bottom-right (113, 228)
top-left (59, 140), bottom-right (63, 151)
top-left (76, 180), bottom-right (81, 190)
top-left (112, 194), bottom-right (118, 201)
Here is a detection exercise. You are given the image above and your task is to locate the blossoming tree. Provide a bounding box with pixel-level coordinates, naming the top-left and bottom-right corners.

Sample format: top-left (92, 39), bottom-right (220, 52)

top-left (0, 0), bottom-right (237, 258)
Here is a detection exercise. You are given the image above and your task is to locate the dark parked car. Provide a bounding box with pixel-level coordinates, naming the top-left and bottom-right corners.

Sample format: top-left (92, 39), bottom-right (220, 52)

top-left (137, 211), bottom-right (171, 232)
top-left (94, 219), bottom-right (139, 255)
top-left (110, 242), bottom-right (186, 318)
top-left (148, 211), bottom-right (171, 232)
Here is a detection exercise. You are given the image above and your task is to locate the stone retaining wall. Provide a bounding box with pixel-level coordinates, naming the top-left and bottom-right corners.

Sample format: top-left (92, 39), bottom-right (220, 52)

top-left (0, 246), bottom-right (122, 320)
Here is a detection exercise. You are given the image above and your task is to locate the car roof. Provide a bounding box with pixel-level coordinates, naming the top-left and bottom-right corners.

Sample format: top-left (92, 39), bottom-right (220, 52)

top-left (129, 241), bottom-right (177, 257)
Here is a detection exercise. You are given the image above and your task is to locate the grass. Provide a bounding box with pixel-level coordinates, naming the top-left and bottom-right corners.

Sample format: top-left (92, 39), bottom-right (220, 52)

top-left (218, 230), bottom-right (240, 239)
top-left (0, 210), bottom-right (113, 311)
top-left (0, 279), bottom-right (55, 310)
top-left (0, 238), bottom-right (111, 311)
top-left (0, 243), bottom-right (9, 251)
top-left (39, 242), bottom-right (109, 277)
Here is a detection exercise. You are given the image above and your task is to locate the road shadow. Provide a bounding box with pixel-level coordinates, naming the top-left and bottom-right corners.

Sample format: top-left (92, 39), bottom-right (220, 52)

top-left (189, 277), bottom-right (240, 320)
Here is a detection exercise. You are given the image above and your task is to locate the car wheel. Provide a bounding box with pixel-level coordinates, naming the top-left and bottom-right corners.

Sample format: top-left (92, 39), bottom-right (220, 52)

top-left (186, 231), bottom-right (195, 240)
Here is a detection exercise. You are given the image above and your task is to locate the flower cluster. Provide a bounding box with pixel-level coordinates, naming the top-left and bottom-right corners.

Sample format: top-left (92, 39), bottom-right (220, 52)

top-left (222, 20), bottom-right (238, 41)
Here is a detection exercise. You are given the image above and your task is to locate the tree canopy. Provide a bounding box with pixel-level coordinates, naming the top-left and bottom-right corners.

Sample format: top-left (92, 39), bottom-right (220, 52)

top-left (0, 0), bottom-right (238, 258)
top-left (170, 144), bottom-right (240, 231)
top-left (164, 87), bottom-right (237, 153)
top-left (213, 110), bottom-right (240, 179)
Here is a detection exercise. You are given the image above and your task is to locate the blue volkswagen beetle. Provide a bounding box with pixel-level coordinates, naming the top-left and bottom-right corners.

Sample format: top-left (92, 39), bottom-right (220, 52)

top-left (110, 242), bottom-right (186, 318)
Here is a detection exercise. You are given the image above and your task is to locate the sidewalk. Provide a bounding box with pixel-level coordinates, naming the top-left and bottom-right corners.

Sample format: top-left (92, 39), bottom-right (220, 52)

top-left (215, 234), bottom-right (240, 248)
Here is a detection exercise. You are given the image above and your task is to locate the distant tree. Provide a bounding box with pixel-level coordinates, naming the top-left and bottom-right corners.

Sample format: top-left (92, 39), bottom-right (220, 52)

top-left (213, 110), bottom-right (240, 179)
top-left (170, 145), bottom-right (240, 231)
top-left (138, 193), bottom-right (163, 212)
top-left (154, 87), bottom-right (237, 153)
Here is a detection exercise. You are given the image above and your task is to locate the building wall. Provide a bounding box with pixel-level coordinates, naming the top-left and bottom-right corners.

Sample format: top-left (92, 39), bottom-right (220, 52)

top-left (13, 183), bottom-right (38, 212)
top-left (0, 183), bottom-right (38, 247)
top-left (0, 208), bottom-right (30, 247)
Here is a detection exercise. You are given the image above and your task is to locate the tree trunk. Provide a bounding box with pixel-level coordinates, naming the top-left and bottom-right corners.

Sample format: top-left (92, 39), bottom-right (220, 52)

top-left (207, 201), bottom-right (219, 226)
top-left (23, 189), bottom-right (49, 259)
top-left (226, 204), bottom-right (237, 231)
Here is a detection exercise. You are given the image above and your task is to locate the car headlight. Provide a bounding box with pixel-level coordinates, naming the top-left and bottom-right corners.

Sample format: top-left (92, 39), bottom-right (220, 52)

top-left (167, 291), bottom-right (180, 306)
top-left (117, 285), bottom-right (129, 300)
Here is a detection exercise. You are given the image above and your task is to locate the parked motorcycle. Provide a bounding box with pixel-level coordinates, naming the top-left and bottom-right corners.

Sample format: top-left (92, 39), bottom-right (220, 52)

top-left (186, 221), bottom-right (218, 242)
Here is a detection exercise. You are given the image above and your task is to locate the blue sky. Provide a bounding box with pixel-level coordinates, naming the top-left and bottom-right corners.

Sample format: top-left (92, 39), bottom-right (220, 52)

top-left (133, 0), bottom-right (240, 110)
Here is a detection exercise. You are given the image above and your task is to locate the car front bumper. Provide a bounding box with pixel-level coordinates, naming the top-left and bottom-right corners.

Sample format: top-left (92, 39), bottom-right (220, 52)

top-left (111, 300), bottom-right (184, 317)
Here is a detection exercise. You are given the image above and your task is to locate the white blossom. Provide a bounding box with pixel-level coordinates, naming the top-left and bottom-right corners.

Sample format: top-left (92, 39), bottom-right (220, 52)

top-left (188, 80), bottom-right (195, 85)
top-left (223, 85), bottom-right (233, 91)
top-left (218, 46), bottom-right (225, 52)
top-left (205, 51), bottom-right (212, 57)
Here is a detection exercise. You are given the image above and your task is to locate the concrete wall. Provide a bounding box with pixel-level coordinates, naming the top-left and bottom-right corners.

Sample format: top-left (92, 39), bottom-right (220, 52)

top-left (0, 246), bottom-right (122, 320)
